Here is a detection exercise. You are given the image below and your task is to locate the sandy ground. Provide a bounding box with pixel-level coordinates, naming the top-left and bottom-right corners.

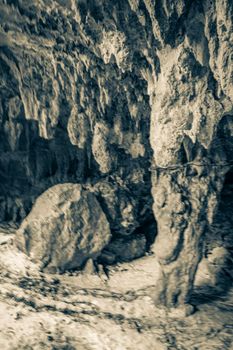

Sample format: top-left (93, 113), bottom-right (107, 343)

top-left (0, 224), bottom-right (232, 350)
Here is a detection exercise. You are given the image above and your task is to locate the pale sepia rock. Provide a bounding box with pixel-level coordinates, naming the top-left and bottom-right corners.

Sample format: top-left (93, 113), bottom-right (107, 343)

top-left (16, 184), bottom-right (111, 272)
top-left (0, 0), bottom-right (232, 312)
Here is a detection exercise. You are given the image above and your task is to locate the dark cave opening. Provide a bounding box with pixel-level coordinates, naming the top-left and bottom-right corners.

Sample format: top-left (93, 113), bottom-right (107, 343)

top-left (223, 167), bottom-right (233, 186)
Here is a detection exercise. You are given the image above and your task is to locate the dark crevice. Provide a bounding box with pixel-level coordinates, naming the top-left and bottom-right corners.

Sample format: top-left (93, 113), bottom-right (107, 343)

top-left (193, 166), bottom-right (233, 305)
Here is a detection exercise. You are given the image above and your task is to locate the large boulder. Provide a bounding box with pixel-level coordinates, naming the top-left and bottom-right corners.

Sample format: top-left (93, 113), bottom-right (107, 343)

top-left (16, 183), bottom-right (111, 273)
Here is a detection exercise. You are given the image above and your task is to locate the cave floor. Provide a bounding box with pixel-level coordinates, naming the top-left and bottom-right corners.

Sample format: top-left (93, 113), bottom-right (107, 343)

top-left (0, 224), bottom-right (232, 350)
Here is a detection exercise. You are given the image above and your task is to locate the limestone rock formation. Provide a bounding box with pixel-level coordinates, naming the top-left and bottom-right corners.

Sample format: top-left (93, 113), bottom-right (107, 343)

top-left (0, 0), bottom-right (233, 311)
top-left (149, 0), bottom-right (233, 308)
top-left (16, 183), bottom-right (111, 272)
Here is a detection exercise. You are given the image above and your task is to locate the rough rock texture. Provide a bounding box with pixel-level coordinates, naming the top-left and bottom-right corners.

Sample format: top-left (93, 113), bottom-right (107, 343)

top-left (149, 1), bottom-right (233, 307)
top-left (16, 183), bottom-right (111, 272)
top-left (0, 0), bottom-right (156, 263)
top-left (1, 224), bottom-right (233, 350)
top-left (0, 0), bottom-right (233, 308)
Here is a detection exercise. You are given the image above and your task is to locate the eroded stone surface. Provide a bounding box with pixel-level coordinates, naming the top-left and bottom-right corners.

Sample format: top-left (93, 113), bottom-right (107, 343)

top-left (0, 0), bottom-right (233, 306)
top-left (149, 0), bottom-right (233, 307)
top-left (1, 231), bottom-right (233, 350)
top-left (16, 183), bottom-right (111, 272)
top-left (0, 0), bottom-right (153, 230)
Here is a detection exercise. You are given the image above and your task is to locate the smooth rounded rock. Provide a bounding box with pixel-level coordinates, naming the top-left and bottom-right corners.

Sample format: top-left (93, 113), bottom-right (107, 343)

top-left (16, 183), bottom-right (111, 272)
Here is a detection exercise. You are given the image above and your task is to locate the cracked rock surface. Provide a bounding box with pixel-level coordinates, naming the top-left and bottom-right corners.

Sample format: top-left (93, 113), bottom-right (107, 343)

top-left (15, 183), bottom-right (111, 272)
top-left (0, 216), bottom-right (233, 350)
top-left (0, 0), bottom-right (233, 348)
top-left (1, 185), bottom-right (233, 349)
top-left (0, 0), bottom-right (232, 271)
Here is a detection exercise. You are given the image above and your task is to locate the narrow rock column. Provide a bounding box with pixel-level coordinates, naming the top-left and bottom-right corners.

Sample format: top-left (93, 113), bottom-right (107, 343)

top-left (151, 167), bottom-right (220, 309)
top-left (149, 43), bottom-right (230, 311)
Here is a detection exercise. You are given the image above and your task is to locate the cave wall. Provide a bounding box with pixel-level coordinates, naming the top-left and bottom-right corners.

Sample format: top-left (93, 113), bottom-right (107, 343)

top-left (0, 0), bottom-right (157, 238)
top-left (0, 0), bottom-right (233, 273)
